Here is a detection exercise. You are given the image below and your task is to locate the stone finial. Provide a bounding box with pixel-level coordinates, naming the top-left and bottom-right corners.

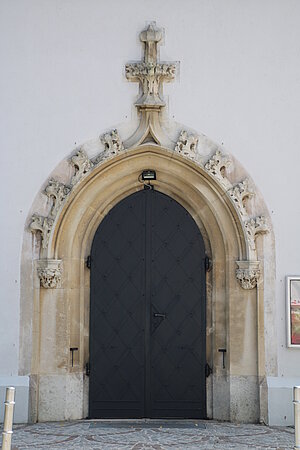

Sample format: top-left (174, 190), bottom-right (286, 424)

top-left (228, 179), bottom-right (253, 219)
top-left (205, 150), bottom-right (232, 189)
top-left (45, 179), bottom-right (71, 219)
top-left (174, 131), bottom-right (198, 160)
top-left (70, 149), bottom-right (93, 186)
top-left (236, 260), bottom-right (261, 289)
top-left (140, 23), bottom-right (163, 64)
top-left (244, 216), bottom-right (269, 253)
top-left (30, 215), bottom-right (54, 250)
top-left (37, 259), bottom-right (62, 288)
top-left (100, 129), bottom-right (124, 157)
top-left (125, 23), bottom-right (176, 108)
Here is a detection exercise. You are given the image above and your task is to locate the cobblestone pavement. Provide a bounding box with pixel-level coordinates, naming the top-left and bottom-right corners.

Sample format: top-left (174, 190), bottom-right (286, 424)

top-left (1, 420), bottom-right (294, 450)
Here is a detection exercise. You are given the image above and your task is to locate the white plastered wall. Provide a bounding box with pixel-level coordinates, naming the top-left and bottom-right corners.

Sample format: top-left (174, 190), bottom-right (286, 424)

top-left (0, 0), bottom-right (299, 424)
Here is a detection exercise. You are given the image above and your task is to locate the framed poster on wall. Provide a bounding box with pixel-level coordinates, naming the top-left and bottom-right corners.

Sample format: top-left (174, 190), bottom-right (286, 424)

top-left (287, 276), bottom-right (300, 347)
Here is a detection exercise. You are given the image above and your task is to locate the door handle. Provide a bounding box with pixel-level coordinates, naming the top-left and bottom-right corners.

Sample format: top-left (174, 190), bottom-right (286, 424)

top-left (153, 312), bottom-right (167, 319)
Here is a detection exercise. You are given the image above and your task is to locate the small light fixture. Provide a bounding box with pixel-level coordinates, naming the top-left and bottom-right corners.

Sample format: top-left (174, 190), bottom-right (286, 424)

top-left (141, 169), bottom-right (156, 181)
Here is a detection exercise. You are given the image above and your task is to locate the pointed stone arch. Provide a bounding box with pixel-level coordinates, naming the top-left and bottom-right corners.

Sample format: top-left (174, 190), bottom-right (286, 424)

top-left (19, 22), bottom-right (277, 423)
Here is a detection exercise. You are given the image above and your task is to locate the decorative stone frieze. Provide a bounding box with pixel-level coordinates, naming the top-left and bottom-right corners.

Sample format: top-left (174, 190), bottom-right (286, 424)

top-left (244, 216), bottom-right (269, 253)
top-left (236, 260), bottom-right (261, 289)
top-left (45, 179), bottom-right (71, 219)
top-left (174, 131), bottom-right (198, 160)
top-left (70, 149), bottom-right (93, 186)
top-left (30, 215), bottom-right (54, 250)
top-left (100, 129), bottom-right (124, 157)
top-left (204, 150), bottom-right (232, 189)
top-left (126, 24), bottom-right (176, 108)
top-left (36, 259), bottom-right (62, 288)
top-left (228, 179), bottom-right (253, 219)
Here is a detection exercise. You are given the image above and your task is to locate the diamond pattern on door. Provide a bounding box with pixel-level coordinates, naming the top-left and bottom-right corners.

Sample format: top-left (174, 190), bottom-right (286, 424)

top-left (89, 189), bottom-right (206, 419)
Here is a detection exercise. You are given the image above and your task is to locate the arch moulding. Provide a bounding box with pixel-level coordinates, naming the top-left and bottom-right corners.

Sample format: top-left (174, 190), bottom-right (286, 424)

top-left (20, 22), bottom-right (277, 424)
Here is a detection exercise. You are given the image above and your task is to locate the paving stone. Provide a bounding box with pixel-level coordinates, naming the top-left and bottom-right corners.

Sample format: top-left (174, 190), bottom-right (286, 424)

top-left (0, 420), bottom-right (295, 449)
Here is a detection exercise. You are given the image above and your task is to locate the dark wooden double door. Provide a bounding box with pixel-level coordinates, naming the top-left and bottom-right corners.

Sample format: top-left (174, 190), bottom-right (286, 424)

top-left (89, 189), bottom-right (206, 419)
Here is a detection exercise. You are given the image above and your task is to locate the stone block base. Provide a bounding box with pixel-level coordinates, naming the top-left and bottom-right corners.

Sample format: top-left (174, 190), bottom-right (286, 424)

top-left (37, 373), bottom-right (84, 422)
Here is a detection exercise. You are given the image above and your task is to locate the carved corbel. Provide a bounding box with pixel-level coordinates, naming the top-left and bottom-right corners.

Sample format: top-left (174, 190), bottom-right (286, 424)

top-left (244, 216), bottom-right (269, 254)
top-left (174, 131), bottom-right (198, 160)
top-left (30, 215), bottom-right (54, 250)
top-left (44, 179), bottom-right (71, 219)
top-left (236, 260), bottom-right (261, 289)
top-left (204, 150), bottom-right (232, 189)
top-left (36, 259), bottom-right (62, 288)
top-left (228, 179), bottom-right (253, 219)
top-left (70, 149), bottom-right (93, 186)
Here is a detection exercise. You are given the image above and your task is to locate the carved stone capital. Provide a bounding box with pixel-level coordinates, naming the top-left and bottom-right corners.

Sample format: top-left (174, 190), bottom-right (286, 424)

top-left (205, 150), bottom-right (232, 189)
top-left (45, 179), bottom-right (71, 219)
top-left (236, 260), bottom-right (261, 289)
top-left (70, 149), bottom-right (93, 186)
top-left (100, 129), bottom-right (124, 158)
top-left (30, 215), bottom-right (54, 250)
top-left (126, 61), bottom-right (176, 107)
top-left (36, 259), bottom-right (62, 288)
top-left (244, 216), bottom-right (269, 253)
top-left (174, 131), bottom-right (198, 160)
top-left (228, 179), bottom-right (253, 219)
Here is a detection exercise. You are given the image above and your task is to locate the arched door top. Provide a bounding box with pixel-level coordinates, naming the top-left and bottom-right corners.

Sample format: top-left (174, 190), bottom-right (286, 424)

top-left (30, 143), bottom-right (269, 290)
top-left (29, 21), bottom-right (270, 290)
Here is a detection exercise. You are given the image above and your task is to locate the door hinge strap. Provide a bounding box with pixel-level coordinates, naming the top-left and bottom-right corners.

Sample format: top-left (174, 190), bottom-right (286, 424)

top-left (205, 256), bottom-right (212, 272)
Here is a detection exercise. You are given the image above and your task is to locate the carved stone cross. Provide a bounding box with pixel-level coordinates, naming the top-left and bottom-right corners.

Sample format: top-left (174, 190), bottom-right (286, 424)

top-left (125, 23), bottom-right (176, 109)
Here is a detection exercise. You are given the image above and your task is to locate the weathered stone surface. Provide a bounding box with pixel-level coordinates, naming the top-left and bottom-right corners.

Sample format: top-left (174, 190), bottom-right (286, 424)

top-left (126, 23), bottom-right (176, 107)
top-left (38, 373), bottom-right (83, 422)
top-left (244, 216), bottom-right (269, 254)
top-left (174, 130), bottom-right (198, 160)
top-left (36, 259), bottom-right (62, 289)
top-left (204, 150), bottom-right (232, 189)
top-left (44, 179), bottom-right (71, 219)
top-left (228, 179), bottom-right (253, 219)
top-left (70, 149), bottom-right (93, 186)
top-left (236, 260), bottom-right (260, 289)
top-left (29, 215), bottom-right (54, 250)
top-left (98, 129), bottom-right (124, 160)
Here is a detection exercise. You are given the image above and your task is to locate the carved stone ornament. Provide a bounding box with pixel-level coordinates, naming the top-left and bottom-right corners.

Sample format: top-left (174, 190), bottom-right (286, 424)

top-left (30, 215), bottom-right (54, 249)
top-left (228, 179), bottom-right (253, 219)
top-left (244, 216), bottom-right (269, 253)
top-left (37, 259), bottom-right (62, 288)
top-left (70, 149), bottom-right (93, 186)
top-left (126, 24), bottom-right (176, 108)
top-left (174, 131), bottom-right (198, 160)
top-left (29, 23), bottom-right (269, 265)
top-left (45, 179), bottom-right (71, 219)
top-left (124, 22), bottom-right (177, 148)
top-left (236, 260), bottom-right (261, 289)
top-left (100, 129), bottom-right (124, 158)
top-left (204, 150), bottom-right (232, 189)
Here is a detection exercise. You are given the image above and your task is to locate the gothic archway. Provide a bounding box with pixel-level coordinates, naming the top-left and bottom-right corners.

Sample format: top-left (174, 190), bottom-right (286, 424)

top-left (19, 23), bottom-right (276, 423)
